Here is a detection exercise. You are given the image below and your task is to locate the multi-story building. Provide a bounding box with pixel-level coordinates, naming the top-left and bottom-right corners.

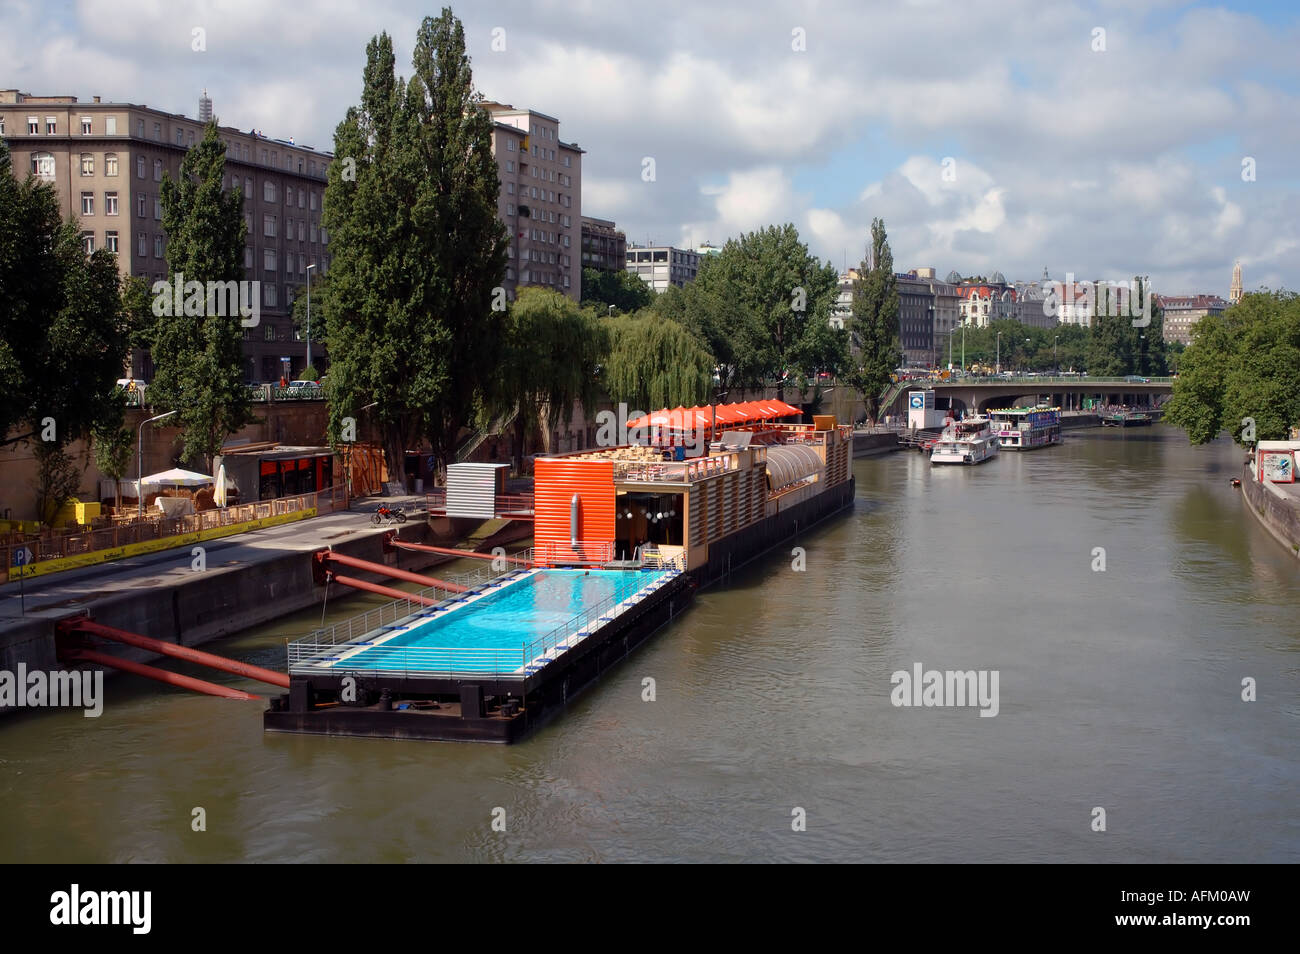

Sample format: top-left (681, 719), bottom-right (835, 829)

top-left (1229, 260), bottom-right (1243, 304)
top-left (831, 269), bottom-right (858, 330)
top-left (0, 89), bottom-right (334, 384)
top-left (926, 274), bottom-right (960, 365)
top-left (949, 270), bottom-right (1021, 328)
top-left (484, 102), bottom-right (582, 302)
top-left (625, 244), bottom-right (700, 293)
top-left (1157, 294), bottom-right (1228, 346)
top-left (1011, 280), bottom-right (1059, 329)
top-left (896, 271), bottom-right (935, 367)
top-left (579, 216), bottom-right (625, 273)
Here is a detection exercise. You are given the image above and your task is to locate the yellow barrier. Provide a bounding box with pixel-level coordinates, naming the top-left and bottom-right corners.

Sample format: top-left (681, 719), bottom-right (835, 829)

top-left (10, 508), bottom-right (317, 580)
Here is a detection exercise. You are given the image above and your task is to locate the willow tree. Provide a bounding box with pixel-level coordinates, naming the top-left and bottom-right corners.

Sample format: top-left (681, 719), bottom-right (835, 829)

top-left (483, 288), bottom-right (605, 471)
top-left (322, 10), bottom-right (508, 488)
top-left (601, 312), bottom-right (714, 411)
top-left (848, 218), bottom-right (900, 423)
top-left (150, 121), bottom-right (253, 471)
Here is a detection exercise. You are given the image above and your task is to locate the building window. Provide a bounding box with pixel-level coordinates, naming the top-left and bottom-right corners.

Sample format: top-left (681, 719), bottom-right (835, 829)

top-left (154, 236), bottom-right (164, 258)
top-left (508, 139), bottom-right (515, 152)
top-left (136, 118), bottom-right (144, 137)
top-left (30, 152), bottom-right (55, 178)
top-left (506, 182), bottom-right (514, 195)
top-left (286, 252), bottom-right (294, 273)
top-left (154, 199), bottom-right (162, 220)
top-left (245, 177), bottom-right (252, 196)
top-left (176, 129), bottom-right (184, 146)
top-left (105, 230), bottom-right (119, 253)
top-left (261, 149), bottom-right (268, 164)
top-left (46, 116), bottom-right (57, 134)
top-left (80, 192), bottom-right (94, 215)
top-left (137, 195), bottom-right (146, 217)
top-left (507, 203), bottom-right (515, 216)
top-left (264, 248), bottom-right (277, 271)
top-left (564, 155), bottom-right (571, 167)
top-left (563, 235), bottom-right (570, 248)
top-left (264, 322), bottom-right (275, 341)
top-left (105, 153), bottom-right (118, 176)
top-left (80, 232), bottom-right (95, 254)
top-left (80, 116), bottom-right (92, 135)
top-left (244, 246), bottom-right (252, 269)
top-left (264, 283), bottom-right (277, 307)
top-left (153, 159), bottom-right (163, 181)
top-left (137, 233), bottom-right (147, 257)
top-left (264, 180), bottom-right (277, 203)
top-left (309, 222), bottom-right (317, 243)
top-left (264, 214), bottom-right (276, 237)
top-left (298, 221), bottom-right (305, 241)
top-left (285, 186), bottom-right (293, 206)
top-left (310, 192), bottom-right (317, 211)
top-left (105, 192), bottom-right (118, 215)
top-left (0, 117), bottom-right (4, 136)
top-left (78, 154), bottom-right (93, 176)
top-left (28, 116), bottom-right (38, 135)
top-left (506, 160), bottom-right (514, 173)
top-left (153, 122), bottom-right (162, 140)
top-left (106, 116), bottom-right (117, 135)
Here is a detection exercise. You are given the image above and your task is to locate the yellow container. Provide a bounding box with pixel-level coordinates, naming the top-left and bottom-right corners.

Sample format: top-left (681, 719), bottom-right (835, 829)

top-left (813, 414), bottom-right (837, 431)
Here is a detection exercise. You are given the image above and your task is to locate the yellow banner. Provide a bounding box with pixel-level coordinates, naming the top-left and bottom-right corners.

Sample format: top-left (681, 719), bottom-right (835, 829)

top-left (11, 508), bottom-right (317, 580)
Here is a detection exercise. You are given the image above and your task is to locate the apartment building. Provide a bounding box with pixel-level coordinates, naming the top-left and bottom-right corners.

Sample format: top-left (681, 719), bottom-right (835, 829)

top-left (625, 245), bottom-right (700, 292)
top-left (1158, 294), bottom-right (1228, 346)
top-left (580, 216), bottom-right (626, 273)
top-left (0, 89), bottom-right (334, 383)
top-left (896, 271), bottom-right (936, 367)
top-left (484, 102), bottom-right (582, 301)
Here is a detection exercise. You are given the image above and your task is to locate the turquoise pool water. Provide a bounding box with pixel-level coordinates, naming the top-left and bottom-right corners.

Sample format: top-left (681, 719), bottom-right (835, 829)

top-left (334, 569), bottom-right (668, 672)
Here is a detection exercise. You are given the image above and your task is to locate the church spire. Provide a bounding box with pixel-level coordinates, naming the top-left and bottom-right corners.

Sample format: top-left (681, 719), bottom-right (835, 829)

top-left (1230, 260), bottom-right (1243, 304)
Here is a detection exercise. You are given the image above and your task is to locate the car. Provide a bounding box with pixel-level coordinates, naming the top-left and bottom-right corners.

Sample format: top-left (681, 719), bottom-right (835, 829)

top-left (287, 379), bottom-right (317, 389)
top-left (1124, 375), bottom-right (1150, 383)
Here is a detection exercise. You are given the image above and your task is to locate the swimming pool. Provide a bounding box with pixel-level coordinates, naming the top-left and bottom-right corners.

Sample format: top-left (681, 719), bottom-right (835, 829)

top-left (292, 568), bottom-right (672, 676)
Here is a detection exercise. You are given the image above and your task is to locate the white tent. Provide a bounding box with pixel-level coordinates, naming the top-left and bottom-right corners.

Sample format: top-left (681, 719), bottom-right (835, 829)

top-left (140, 468), bottom-right (214, 487)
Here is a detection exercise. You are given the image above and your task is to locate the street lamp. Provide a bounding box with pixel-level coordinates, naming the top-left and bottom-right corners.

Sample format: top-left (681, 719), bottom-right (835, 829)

top-left (996, 331), bottom-right (1002, 375)
top-left (947, 327), bottom-right (957, 370)
top-left (305, 263), bottom-right (317, 376)
top-left (1024, 337), bottom-right (1031, 373)
top-left (137, 410), bottom-right (178, 518)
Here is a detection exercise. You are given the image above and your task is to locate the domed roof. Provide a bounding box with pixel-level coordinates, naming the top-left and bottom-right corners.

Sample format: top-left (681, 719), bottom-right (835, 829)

top-left (945, 270), bottom-right (962, 283)
top-left (990, 270), bottom-right (1006, 284)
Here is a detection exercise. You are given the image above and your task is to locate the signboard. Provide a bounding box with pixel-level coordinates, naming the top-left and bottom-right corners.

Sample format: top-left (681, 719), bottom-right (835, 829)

top-left (11, 546), bottom-right (33, 568)
top-left (1261, 451), bottom-right (1295, 483)
top-left (909, 390), bottom-right (935, 410)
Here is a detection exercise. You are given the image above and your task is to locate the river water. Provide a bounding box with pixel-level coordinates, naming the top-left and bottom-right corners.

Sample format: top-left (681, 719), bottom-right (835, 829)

top-left (2, 425), bottom-right (1296, 862)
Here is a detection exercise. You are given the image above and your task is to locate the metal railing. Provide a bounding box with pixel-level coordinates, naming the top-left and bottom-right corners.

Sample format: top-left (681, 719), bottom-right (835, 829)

top-left (0, 484), bottom-right (345, 583)
top-left (288, 555), bottom-right (685, 678)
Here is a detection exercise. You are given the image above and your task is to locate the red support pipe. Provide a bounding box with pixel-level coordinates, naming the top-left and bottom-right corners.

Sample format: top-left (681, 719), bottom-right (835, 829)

top-left (58, 618), bottom-right (290, 688)
top-left (326, 572), bottom-right (441, 606)
top-left (317, 549), bottom-right (468, 592)
top-left (388, 540), bottom-right (536, 567)
top-left (61, 647), bottom-right (262, 701)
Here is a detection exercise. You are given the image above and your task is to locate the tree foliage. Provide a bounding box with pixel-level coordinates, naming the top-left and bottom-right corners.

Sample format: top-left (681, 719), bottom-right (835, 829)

top-left (657, 223), bottom-right (842, 396)
top-left (322, 10), bottom-right (508, 487)
top-left (1164, 290), bottom-right (1300, 445)
top-left (0, 138), bottom-right (137, 521)
top-left (847, 218), bottom-right (900, 422)
top-left (581, 267), bottom-right (652, 314)
top-left (487, 288), bottom-right (605, 470)
top-left (601, 311), bottom-right (714, 411)
top-left (149, 120), bottom-right (254, 471)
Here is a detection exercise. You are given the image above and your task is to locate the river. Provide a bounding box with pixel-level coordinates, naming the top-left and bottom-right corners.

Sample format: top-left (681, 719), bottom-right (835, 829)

top-left (2, 425), bottom-right (1296, 862)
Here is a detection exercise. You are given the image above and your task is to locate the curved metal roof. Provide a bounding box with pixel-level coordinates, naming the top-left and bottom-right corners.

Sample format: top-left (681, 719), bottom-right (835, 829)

top-left (765, 444), bottom-right (824, 491)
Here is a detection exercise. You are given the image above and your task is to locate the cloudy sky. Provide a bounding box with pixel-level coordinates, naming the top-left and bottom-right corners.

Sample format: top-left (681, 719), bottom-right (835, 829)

top-left (5, 0), bottom-right (1297, 295)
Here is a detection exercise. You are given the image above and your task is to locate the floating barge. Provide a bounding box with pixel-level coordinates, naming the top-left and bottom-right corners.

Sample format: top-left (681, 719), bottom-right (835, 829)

top-left (264, 403), bottom-right (855, 742)
top-left (1101, 410), bottom-right (1153, 427)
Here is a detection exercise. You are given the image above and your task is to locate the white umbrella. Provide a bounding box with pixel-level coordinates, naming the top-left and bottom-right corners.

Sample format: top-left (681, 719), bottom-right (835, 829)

top-left (140, 467), bottom-right (214, 487)
top-left (214, 463), bottom-right (228, 507)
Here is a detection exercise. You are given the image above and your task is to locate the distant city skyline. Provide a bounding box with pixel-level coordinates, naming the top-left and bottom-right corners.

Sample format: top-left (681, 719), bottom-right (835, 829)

top-left (3, 0), bottom-right (1296, 296)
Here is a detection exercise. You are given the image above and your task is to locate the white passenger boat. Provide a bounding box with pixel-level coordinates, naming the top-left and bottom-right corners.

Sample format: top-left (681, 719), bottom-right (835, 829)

top-left (930, 416), bottom-right (1000, 465)
top-left (989, 406), bottom-right (1061, 450)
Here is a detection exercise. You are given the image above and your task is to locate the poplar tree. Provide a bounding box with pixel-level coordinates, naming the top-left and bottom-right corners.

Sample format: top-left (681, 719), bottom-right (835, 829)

top-left (150, 121), bottom-right (253, 472)
top-left (322, 10), bottom-right (508, 489)
top-left (848, 218), bottom-right (901, 423)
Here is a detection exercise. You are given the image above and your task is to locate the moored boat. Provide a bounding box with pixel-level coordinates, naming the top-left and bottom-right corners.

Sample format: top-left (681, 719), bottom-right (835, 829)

top-left (989, 406), bottom-right (1061, 450)
top-left (930, 415), bottom-right (1000, 465)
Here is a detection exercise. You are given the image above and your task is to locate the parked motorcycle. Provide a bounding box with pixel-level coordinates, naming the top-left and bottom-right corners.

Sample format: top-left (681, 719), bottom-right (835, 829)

top-left (371, 504), bottom-right (407, 525)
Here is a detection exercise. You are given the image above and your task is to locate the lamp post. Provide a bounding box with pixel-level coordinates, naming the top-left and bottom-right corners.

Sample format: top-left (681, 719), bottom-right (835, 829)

top-left (305, 263), bottom-right (317, 376)
top-left (137, 410), bottom-right (178, 518)
top-left (1054, 335), bottom-right (1060, 374)
top-left (947, 327), bottom-right (957, 370)
top-left (1024, 337), bottom-right (1031, 374)
top-left (996, 331), bottom-right (1002, 375)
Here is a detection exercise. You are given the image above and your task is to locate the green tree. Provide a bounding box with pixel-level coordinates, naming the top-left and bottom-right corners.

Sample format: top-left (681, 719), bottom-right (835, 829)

top-left (148, 120), bottom-right (253, 472)
top-left (488, 288), bottom-right (605, 471)
top-left (676, 224), bottom-right (841, 396)
top-left (581, 267), bottom-right (653, 313)
top-left (1164, 291), bottom-right (1300, 445)
top-left (601, 311), bottom-right (714, 411)
top-left (322, 11), bottom-right (508, 488)
top-left (0, 138), bottom-right (136, 522)
top-left (92, 417), bottom-right (134, 513)
top-left (847, 218), bottom-right (900, 422)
